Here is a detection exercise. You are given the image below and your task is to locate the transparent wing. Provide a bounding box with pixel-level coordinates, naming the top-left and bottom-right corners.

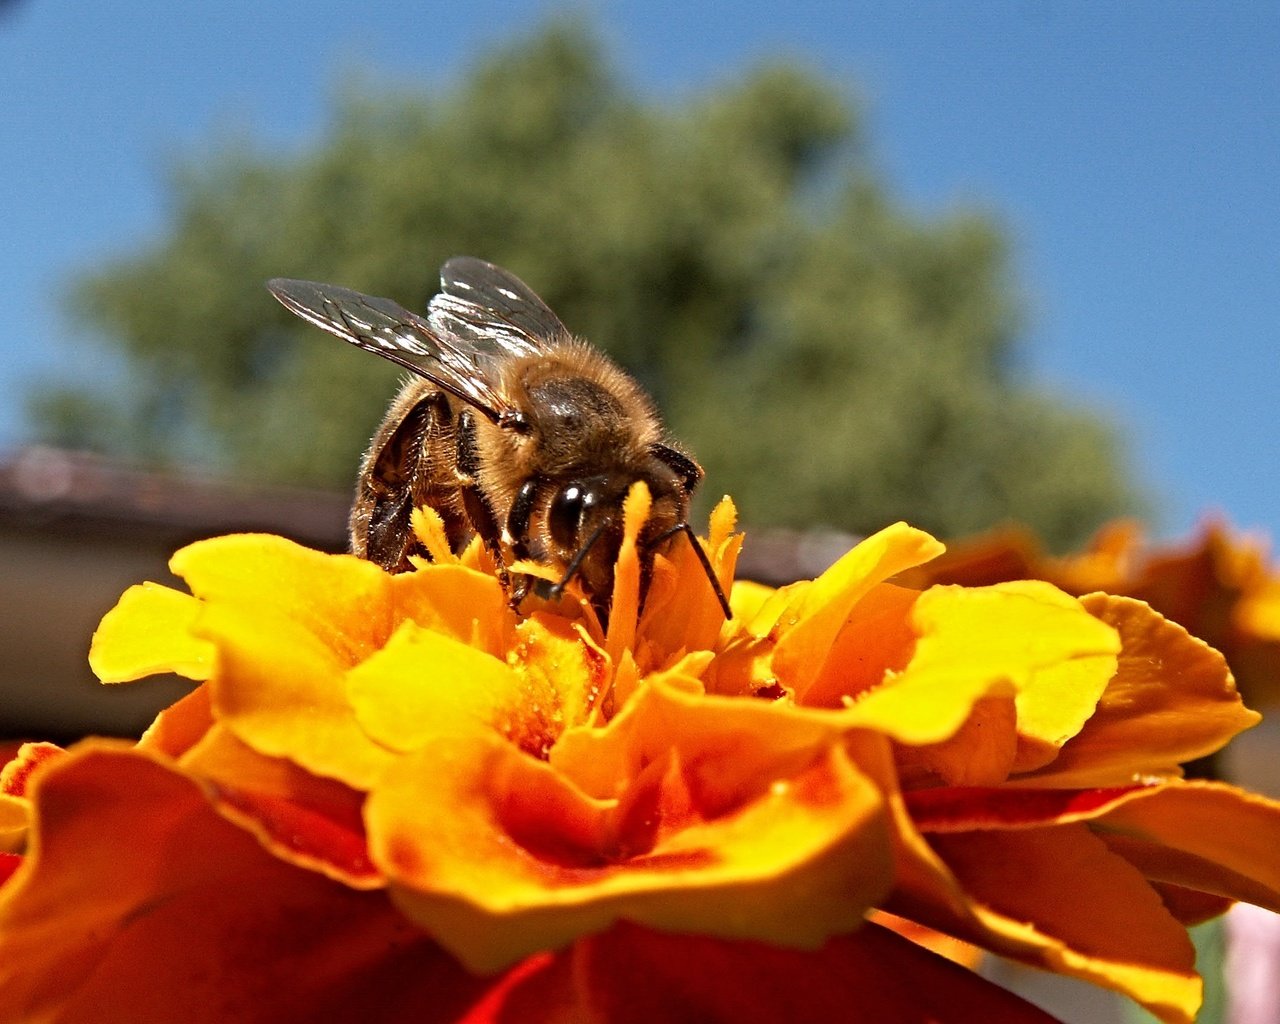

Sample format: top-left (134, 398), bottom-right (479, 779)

top-left (428, 256), bottom-right (568, 355)
top-left (267, 277), bottom-right (516, 420)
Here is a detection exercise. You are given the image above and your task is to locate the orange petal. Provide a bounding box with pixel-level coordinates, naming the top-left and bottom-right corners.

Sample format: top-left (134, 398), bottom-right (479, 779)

top-left (706, 495), bottom-right (741, 575)
top-left (901, 779), bottom-right (1280, 920)
top-left (870, 756), bottom-right (1202, 1023)
top-left (895, 524), bottom-right (1045, 590)
top-left (368, 684), bottom-right (891, 971)
top-left (897, 694), bottom-right (1019, 787)
top-left (1093, 781), bottom-right (1280, 913)
top-left (605, 482), bottom-right (651, 669)
top-left (0, 743), bottom-right (491, 1024)
top-left (1238, 577), bottom-right (1280, 642)
top-left (89, 582), bottom-right (212, 683)
top-left (0, 799), bottom-right (27, 855)
top-left (1022, 595), bottom-right (1260, 787)
top-left (924, 825), bottom-right (1199, 1023)
top-left (0, 742), bottom-right (65, 798)
top-left (869, 909), bottom-right (984, 970)
top-left (800, 583), bottom-right (920, 708)
top-left (551, 672), bottom-right (840, 801)
top-left (1148, 883), bottom-right (1235, 926)
top-left (136, 684), bottom-right (215, 757)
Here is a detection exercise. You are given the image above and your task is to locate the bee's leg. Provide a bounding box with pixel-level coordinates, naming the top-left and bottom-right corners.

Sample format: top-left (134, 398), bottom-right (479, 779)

top-left (507, 479), bottom-right (539, 560)
top-left (505, 478), bottom-right (544, 609)
top-left (358, 391), bottom-right (451, 573)
top-left (455, 409), bottom-right (509, 590)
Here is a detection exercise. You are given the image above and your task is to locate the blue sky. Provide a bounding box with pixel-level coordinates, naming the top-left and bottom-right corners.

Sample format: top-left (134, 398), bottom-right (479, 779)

top-left (2, 1), bottom-right (1276, 542)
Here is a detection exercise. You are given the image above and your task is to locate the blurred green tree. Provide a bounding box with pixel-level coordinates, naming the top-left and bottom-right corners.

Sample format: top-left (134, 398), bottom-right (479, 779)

top-left (33, 21), bottom-right (1141, 549)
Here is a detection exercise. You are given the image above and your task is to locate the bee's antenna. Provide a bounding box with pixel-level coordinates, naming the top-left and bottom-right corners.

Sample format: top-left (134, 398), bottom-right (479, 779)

top-left (549, 520), bottom-right (611, 602)
top-left (649, 522), bottom-right (733, 621)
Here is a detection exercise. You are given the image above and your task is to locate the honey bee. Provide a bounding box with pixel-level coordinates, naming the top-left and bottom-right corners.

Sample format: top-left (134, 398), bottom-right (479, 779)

top-left (267, 257), bottom-right (730, 621)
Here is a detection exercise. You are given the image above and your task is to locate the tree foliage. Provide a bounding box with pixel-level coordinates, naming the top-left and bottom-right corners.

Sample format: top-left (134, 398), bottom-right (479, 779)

top-left (35, 21), bottom-right (1141, 548)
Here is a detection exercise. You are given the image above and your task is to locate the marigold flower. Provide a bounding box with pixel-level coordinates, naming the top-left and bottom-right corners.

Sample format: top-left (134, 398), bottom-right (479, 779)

top-left (1, 491), bottom-right (1277, 1023)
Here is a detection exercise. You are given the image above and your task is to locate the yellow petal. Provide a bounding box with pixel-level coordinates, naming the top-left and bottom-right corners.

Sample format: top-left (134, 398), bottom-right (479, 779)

top-left (844, 582), bottom-right (1119, 781)
top-left (346, 622), bottom-right (524, 752)
top-left (773, 523), bottom-right (946, 698)
top-left (389, 563), bottom-right (515, 657)
top-left (171, 534), bottom-right (395, 664)
top-left (172, 535), bottom-right (396, 790)
top-left (726, 579), bottom-right (776, 625)
top-left (347, 612), bottom-right (604, 761)
top-left (89, 582), bottom-right (213, 683)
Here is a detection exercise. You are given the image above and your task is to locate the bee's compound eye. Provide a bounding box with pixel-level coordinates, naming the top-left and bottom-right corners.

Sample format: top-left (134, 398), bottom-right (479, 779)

top-left (549, 484), bottom-right (586, 551)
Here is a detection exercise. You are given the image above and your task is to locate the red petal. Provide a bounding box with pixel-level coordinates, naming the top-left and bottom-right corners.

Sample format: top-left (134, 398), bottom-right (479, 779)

top-left (0, 745), bottom-right (493, 1023)
top-left (532, 921), bottom-right (1063, 1023)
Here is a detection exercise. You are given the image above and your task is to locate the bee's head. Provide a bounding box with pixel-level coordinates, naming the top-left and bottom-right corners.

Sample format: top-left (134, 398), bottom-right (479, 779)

top-left (545, 474), bottom-right (626, 604)
top-left (544, 469), bottom-right (728, 620)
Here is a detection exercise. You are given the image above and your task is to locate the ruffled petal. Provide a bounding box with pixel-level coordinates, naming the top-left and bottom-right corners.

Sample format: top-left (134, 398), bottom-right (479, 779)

top-left (883, 805), bottom-right (1200, 1022)
top-left (368, 680), bottom-right (891, 971)
top-left (0, 743), bottom-right (65, 853)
